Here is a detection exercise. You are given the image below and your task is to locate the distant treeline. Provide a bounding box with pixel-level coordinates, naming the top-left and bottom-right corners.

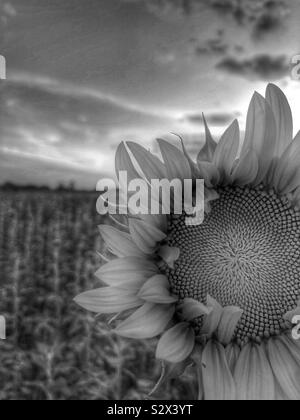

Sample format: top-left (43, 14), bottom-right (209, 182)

top-left (0, 182), bottom-right (96, 193)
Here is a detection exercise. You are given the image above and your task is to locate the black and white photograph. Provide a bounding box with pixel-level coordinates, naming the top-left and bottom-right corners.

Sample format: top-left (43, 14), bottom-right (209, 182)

top-left (1, 0), bottom-right (300, 403)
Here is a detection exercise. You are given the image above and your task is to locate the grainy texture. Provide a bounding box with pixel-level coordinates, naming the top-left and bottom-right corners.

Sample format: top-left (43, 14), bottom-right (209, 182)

top-left (0, 192), bottom-right (195, 400)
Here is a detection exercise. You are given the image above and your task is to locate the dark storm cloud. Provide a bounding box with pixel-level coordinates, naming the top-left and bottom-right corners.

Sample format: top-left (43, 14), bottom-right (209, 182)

top-left (124, 0), bottom-right (290, 38)
top-left (216, 54), bottom-right (290, 81)
top-left (252, 0), bottom-right (290, 39)
top-left (185, 111), bottom-right (238, 126)
top-left (193, 32), bottom-right (228, 56)
top-left (210, 0), bottom-right (289, 30)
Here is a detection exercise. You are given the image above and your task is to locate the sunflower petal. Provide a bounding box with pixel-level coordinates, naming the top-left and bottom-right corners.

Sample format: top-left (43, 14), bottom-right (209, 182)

top-left (234, 343), bottom-right (275, 400)
top-left (293, 187), bottom-right (300, 206)
top-left (197, 161), bottom-right (220, 187)
top-left (99, 225), bottom-right (144, 258)
top-left (256, 97), bottom-right (277, 185)
top-left (275, 383), bottom-right (290, 400)
top-left (191, 344), bottom-right (204, 400)
top-left (197, 114), bottom-right (217, 162)
top-left (115, 142), bottom-right (140, 181)
top-left (290, 187), bottom-right (300, 207)
top-left (157, 138), bottom-right (191, 180)
top-left (127, 142), bottom-right (167, 181)
top-left (281, 335), bottom-right (300, 363)
top-left (274, 131), bottom-right (300, 194)
top-left (279, 168), bottom-right (300, 195)
top-left (231, 149), bottom-right (259, 186)
top-left (267, 337), bottom-right (300, 400)
top-left (180, 298), bottom-right (212, 322)
top-left (202, 340), bottom-right (236, 400)
top-left (242, 93), bottom-right (265, 154)
top-left (217, 306), bottom-right (243, 346)
top-left (179, 136), bottom-right (201, 178)
top-left (138, 214), bottom-right (168, 233)
top-left (149, 360), bottom-right (192, 397)
top-left (205, 187), bottom-right (219, 201)
top-left (156, 323), bottom-right (195, 363)
top-left (241, 92), bottom-right (276, 185)
top-left (115, 302), bottom-right (175, 339)
top-left (213, 120), bottom-right (240, 182)
top-left (74, 287), bottom-right (142, 314)
top-left (95, 257), bottom-right (158, 289)
top-left (129, 219), bottom-right (166, 254)
top-left (201, 296), bottom-right (223, 338)
top-left (266, 84), bottom-right (293, 157)
top-left (225, 343), bottom-right (241, 373)
top-left (138, 275), bottom-right (178, 304)
top-left (158, 246), bottom-right (180, 269)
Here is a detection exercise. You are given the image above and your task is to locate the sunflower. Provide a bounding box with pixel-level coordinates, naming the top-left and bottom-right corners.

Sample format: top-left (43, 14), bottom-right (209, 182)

top-left (75, 84), bottom-right (300, 400)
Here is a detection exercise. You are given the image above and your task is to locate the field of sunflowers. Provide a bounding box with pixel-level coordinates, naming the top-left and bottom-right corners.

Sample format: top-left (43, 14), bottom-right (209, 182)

top-left (0, 191), bottom-right (195, 400)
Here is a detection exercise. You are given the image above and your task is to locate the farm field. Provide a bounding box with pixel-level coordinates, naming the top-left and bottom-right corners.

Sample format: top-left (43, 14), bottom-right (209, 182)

top-left (0, 191), bottom-right (195, 400)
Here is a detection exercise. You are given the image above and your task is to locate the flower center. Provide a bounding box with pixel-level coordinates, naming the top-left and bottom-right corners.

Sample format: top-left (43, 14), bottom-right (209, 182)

top-left (167, 186), bottom-right (300, 346)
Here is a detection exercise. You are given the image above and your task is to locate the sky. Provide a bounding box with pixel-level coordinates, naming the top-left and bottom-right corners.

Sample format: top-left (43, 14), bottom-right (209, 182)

top-left (0, 0), bottom-right (300, 189)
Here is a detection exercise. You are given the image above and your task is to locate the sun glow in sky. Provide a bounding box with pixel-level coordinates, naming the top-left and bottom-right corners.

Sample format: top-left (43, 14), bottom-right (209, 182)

top-left (0, 0), bottom-right (300, 188)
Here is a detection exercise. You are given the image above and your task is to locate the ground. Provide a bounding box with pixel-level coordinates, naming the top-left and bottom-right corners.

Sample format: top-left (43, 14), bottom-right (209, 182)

top-left (0, 191), bottom-right (194, 400)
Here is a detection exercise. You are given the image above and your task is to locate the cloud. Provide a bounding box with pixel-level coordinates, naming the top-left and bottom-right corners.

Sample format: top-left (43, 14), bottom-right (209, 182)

top-left (123, 0), bottom-right (193, 16)
top-left (251, 0), bottom-right (290, 39)
top-left (2, 72), bottom-right (175, 147)
top-left (184, 111), bottom-right (238, 127)
top-left (124, 0), bottom-right (290, 38)
top-left (9, 72), bottom-right (177, 119)
top-left (194, 32), bottom-right (228, 56)
top-left (0, 1), bottom-right (17, 27)
top-left (154, 51), bottom-right (176, 65)
top-left (0, 72), bottom-right (178, 186)
top-left (216, 54), bottom-right (290, 81)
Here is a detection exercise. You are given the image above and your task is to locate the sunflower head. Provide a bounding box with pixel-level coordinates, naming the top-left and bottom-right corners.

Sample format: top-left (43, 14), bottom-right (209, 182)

top-left (75, 84), bottom-right (300, 400)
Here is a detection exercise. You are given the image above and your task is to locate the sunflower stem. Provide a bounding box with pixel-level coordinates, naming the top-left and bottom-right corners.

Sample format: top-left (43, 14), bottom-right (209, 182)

top-left (108, 214), bottom-right (129, 230)
top-left (196, 365), bottom-right (204, 401)
top-left (148, 362), bottom-right (166, 397)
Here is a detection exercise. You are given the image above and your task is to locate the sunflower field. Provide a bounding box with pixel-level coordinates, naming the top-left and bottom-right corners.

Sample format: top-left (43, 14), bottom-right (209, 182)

top-left (0, 191), bottom-right (195, 400)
